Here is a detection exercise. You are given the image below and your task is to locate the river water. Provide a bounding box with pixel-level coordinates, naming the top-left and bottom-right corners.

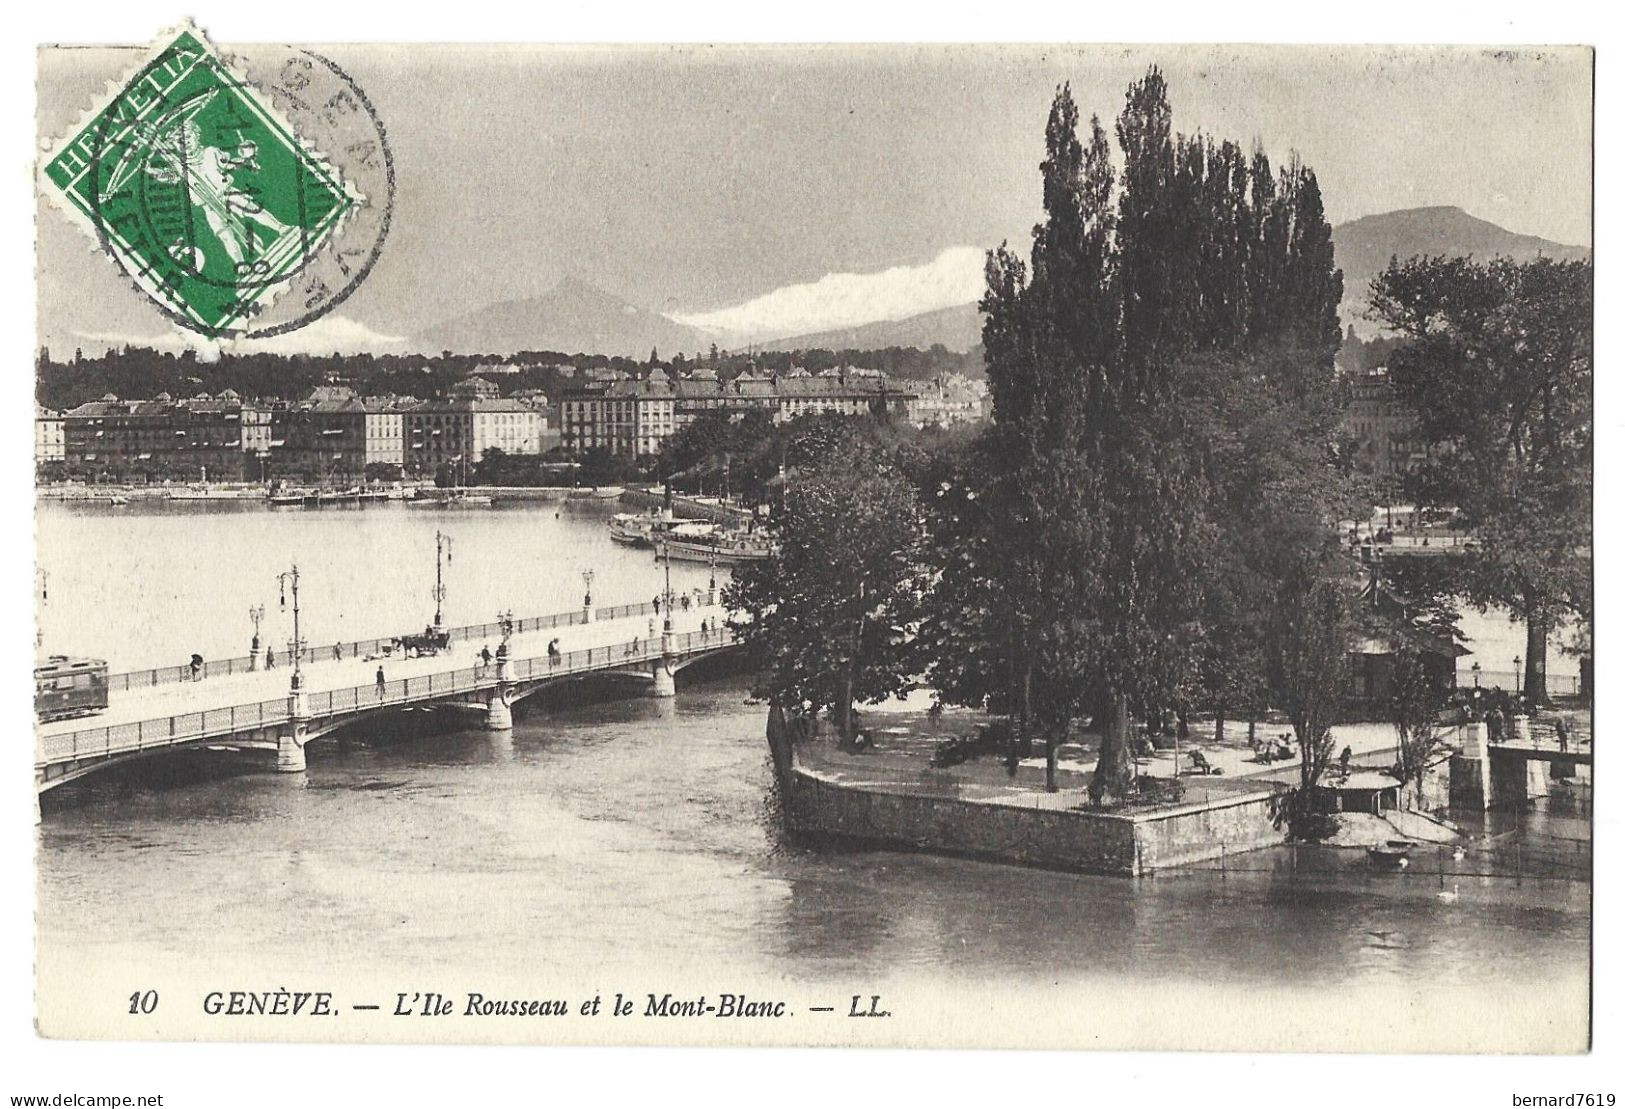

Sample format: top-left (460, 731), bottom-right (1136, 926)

top-left (33, 500), bottom-right (1591, 1050)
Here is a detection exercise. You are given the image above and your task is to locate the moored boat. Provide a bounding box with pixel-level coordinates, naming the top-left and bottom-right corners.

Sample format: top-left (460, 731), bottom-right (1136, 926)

top-left (1366, 840), bottom-right (1418, 869)
top-left (608, 511), bottom-right (706, 548)
top-left (659, 522), bottom-right (775, 565)
top-left (409, 490), bottom-right (493, 508)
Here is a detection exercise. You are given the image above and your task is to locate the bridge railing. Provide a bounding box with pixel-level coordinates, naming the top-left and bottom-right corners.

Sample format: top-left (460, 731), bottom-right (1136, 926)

top-left (37, 696), bottom-right (291, 766)
top-left (42, 626), bottom-right (741, 768)
top-left (102, 597), bottom-right (730, 692)
top-left (1462, 670), bottom-right (1582, 697)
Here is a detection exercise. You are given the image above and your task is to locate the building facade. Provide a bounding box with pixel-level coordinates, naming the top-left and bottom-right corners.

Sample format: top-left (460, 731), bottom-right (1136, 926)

top-left (35, 408), bottom-right (64, 465)
top-left (61, 392), bottom-right (269, 482)
top-left (271, 386), bottom-right (369, 481)
top-left (1345, 368), bottom-right (1425, 478)
top-left (406, 396), bottom-right (545, 476)
top-left (560, 368), bottom-right (920, 456)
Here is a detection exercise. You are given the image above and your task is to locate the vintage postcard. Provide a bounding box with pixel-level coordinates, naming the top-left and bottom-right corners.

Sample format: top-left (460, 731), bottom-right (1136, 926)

top-left (31, 32), bottom-right (1593, 1058)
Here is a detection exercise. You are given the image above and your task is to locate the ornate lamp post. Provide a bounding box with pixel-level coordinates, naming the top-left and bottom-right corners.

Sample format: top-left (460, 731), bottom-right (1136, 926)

top-left (433, 530), bottom-right (453, 629)
top-left (497, 609), bottom-right (514, 656)
top-left (707, 548), bottom-right (717, 603)
top-left (277, 565), bottom-right (304, 691)
top-left (1514, 655), bottom-right (1523, 693)
top-left (581, 569), bottom-right (594, 612)
top-left (36, 568), bottom-right (48, 650)
top-left (249, 603), bottom-right (266, 661)
top-left (1471, 660), bottom-right (1482, 688)
top-left (660, 540), bottom-right (674, 636)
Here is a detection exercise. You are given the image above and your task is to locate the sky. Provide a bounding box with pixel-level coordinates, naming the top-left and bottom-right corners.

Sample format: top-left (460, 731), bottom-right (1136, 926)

top-left (36, 43), bottom-right (1593, 354)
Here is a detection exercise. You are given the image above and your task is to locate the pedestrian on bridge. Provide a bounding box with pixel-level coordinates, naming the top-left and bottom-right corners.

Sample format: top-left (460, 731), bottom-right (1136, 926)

top-left (376, 665), bottom-right (386, 699)
top-left (334, 642), bottom-right (343, 662)
top-left (480, 644), bottom-right (492, 668)
top-left (1555, 717), bottom-right (1570, 753)
top-left (680, 593), bottom-right (690, 612)
top-left (265, 648), bottom-right (275, 670)
top-left (653, 594), bottom-right (661, 615)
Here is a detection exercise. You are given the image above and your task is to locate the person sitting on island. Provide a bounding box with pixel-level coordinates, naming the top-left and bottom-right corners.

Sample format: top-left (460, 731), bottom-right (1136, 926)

top-left (1486, 707), bottom-right (1504, 745)
top-left (1276, 733), bottom-right (1295, 760)
top-left (1339, 745), bottom-right (1353, 778)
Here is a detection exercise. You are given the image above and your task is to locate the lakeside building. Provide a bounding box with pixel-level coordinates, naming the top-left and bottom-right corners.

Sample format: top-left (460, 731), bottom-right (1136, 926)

top-left (35, 407), bottom-right (64, 465)
top-left (560, 367), bottom-right (920, 456)
top-left (905, 374), bottom-right (987, 428)
top-left (404, 393), bottom-right (546, 476)
top-left (1345, 367), bottom-right (1425, 478)
top-left (362, 396), bottom-right (415, 473)
top-left (270, 386), bottom-right (368, 481)
top-left (56, 386), bottom-right (417, 483)
top-left (61, 391), bottom-right (272, 482)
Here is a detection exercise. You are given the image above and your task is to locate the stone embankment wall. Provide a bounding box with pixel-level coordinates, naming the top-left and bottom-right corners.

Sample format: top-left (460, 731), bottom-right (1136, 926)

top-left (780, 764), bottom-right (1282, 877)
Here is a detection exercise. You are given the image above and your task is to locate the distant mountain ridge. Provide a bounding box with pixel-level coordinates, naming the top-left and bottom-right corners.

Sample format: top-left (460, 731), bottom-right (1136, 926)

top-left (415, 207), bottom-right (1590, 357)
top-left (755, 302), bottom-right (984, 354)
top-left (417, 276), bottom-right (714, 359)
top-left (1333, 206), bottom-right (1590, 334)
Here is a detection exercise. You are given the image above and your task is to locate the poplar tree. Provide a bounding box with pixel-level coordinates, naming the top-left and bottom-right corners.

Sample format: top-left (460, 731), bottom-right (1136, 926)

top-left (939, 69), bottom-right (1353, 804)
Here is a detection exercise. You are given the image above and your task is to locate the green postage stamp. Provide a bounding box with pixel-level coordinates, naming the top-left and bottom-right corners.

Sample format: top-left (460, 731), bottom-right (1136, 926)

top-left (41, 25), bottom-right (365, 336)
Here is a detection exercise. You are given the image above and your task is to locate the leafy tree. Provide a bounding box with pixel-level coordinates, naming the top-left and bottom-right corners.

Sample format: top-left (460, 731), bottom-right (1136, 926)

top-left (1369, 256), bottom-right (1592, 701)
top-left (1387, 638), bottom-right (1451, 805)
top-left (1266, 550), bottom-right (1359, 828)
top-left (935, 72), bottom-right (1350, 803)
top-left (725, 441), bottom-right (925, 750)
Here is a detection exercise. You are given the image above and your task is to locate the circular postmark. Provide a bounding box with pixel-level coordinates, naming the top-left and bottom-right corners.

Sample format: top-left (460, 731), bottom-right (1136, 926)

top-left (79, 35), bottom-right (393, 342)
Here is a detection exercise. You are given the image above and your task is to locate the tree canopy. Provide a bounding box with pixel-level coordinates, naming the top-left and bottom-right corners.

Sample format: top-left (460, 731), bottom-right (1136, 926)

top-left (923, 71), bottom-right (1358, 801)
top-left (1369, 255), bottom-right (1592, 700)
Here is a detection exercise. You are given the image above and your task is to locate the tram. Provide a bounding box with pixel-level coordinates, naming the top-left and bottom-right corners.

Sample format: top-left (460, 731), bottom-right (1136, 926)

top-left (34, 655), bottom-right (110, 722)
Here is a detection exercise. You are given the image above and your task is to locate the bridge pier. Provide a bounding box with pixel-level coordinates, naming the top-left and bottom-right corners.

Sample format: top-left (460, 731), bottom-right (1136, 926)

top-left (485, 654), bottom-right (515, 730)
top-left (649, 658), bottom-right (676, 698)
top-left (276, 726), bottom-right (308, 772)
top-left (1448, 722), bottom-right (1490, 810)
top-left (485, 691), bottom-right (514, 730)
top-left (648, 629), bottom-right (676, 698)
top-left (276, 688), bottom-right (311, 772)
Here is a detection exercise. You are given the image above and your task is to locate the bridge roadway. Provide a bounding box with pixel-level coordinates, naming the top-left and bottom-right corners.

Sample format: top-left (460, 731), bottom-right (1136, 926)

top-left (36, 599), bottom-right (740, 792)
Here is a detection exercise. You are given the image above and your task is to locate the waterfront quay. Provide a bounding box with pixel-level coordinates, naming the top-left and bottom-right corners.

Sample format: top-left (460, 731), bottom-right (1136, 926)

top-left (771, 701), bottom-right (1592, 877)
top-left (37, 595), bottom-right (739, 793)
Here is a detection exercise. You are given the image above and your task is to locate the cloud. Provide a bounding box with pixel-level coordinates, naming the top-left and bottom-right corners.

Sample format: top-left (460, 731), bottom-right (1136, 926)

top-left (233, 316), bottom-right (409, 355)
top-left (71, 315), bottom-right (409, 357)
top-left (669, 246), bottom-right (985, 342)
